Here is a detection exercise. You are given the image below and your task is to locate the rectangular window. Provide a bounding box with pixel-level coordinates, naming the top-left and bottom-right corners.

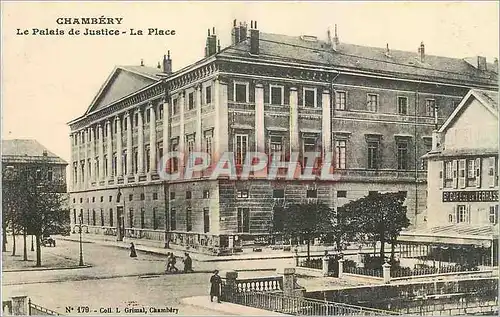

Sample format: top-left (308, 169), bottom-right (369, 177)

top-left (397, 141), bottom-right (408, 170)
top-left (146, 109), bottom-right (151, 124)
top-left (205, 86), bottom-right (212, 104)
top-left (122, 150), bottom-right (127, 174)
top-left (171, 142), bottom-right (179, 172)
top-left (303, 88), bottom-right (316, 107)
top-left (134, 113), bottom-right (139, 127)
top-left (205, 134), bottom-right (213, 160)
top-left (335, 139), bottom-right (346, 169)
top-left (133, 148), bottom-right (138, 174)
top-left (188, 92), bottom-right (194, 110)
top-left (236, 189), bottom-right (249, 199)
top-left (112, 153), bottom-right (117, 176)
top-left (273, 189), bottom-right (285, 198)
top-left (109, 208), bottom-right (114, 227)
top-left (306, 189), bottom-right (317, 198)
top-left (303, 137), bottom-right (316, 168)
top-left (153, 207), bottom-right (158, 230)
top-left (186, 191), bottom-right (192, 199)
top-left (109, 195), bottom-right (112, 202)
top-left (140, 193), bottom-right (145, 201)
top-left (158, 104), bottom-right (163, 119)
top-left (100, 209), bottom-right (104, 226)
top-left (170, 192), bottom-right (175, 200)
top-left (92, 210), bottom-right (96, 226)
top-left (367, 141), bottom-right (379, 169)
top-left (489, 205), bottom-right (498, 224)
top-left (203, 208), bottom-right (210, 233)
top-left (335, 91), bottom-right (346, 110)
top-left (269, 136), bottom-right (283, 160)
top-left (234, 82), bottom-right (248, 102)
top-left (129, 194), bottom-right (133, 201)
top-left (92, 197), bottom-right (95, 203)
top-left (367, 94), bottom-right (378, 112)
top-left (186, 208), bottom-right (192, 232)
top-left (153, 193), bottom-right (158, 200)
top-left (467, 159), bottom-right (476, 187)
top-left (270, 85), bottom-right (284, 105)
top-left (459, 159), bottom-right (466, 188)
top-left (426, 99), bottom-right (436, 117)
top-left (234, 134), bottom-right (248, 165)
top-left (170, 208), bottom-right (176, 230)
top-left (186, 138), bottom-right (195, 167)
top-left (398, 97), bottom-right (408, 115)
top-left (73, 209), bottom-right (77, 223)
top-left (47, 167), bottom-right (53, 182)
top-left (87, 210), bottom-right (90, 225)
top-left (203, 190), bottom-right (210, 199)
top-left (140, 208), bottom-right (145, 229)
top-left (488, 157), bottom-right (498, 187)
top-left (129, 209), bottom-right (134, 228)
top-left (337, 190), bottom-right (347, 198)
top-left (456, 205), bottom-right (469, 223)
top-left (145, 146), bottom-right (151, 172)
top-left (124, 117), bottom-right (128, 131)
top-left (237, 208), bottom-right (250, 233)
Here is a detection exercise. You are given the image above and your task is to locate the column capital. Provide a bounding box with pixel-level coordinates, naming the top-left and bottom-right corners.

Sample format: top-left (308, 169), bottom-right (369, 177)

top-left (290, 87), bottom-right (298, 92)
top-left (255, 82), bottom-right (264, 88)
top-left (322, 89), bottom-right (330, 94)
top-left (194, 83), bottom-right (202, 90)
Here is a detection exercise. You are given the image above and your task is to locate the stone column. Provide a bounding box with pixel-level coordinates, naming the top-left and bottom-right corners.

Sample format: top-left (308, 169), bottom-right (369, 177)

top-left (90, 126), bottom-right (96, 185)
top-left (179, 92), bottom-right (185, 159)
top-left (137, 107), bottom-right (145, 175)
top-left (321, 89), bottom-right (331, 159)
top-left (223, 270), bottom-right (238, 302)
top-left (162, 97), bottom-right (170, 158)
top-left (126, 111), bottom-right (133, 176)
top-left (69, 133), bottom-right (74, 190)
top-left (11, 295), bottom-right (28, 315)
top-left (338, 258), bottom-right (344, 278)
top-left (106, 120), bottom-right (113, 180)
top-left (255, 83), bottom-right (265, 153)
top-left (382, 262), bottom-right (391, 284)
top-left (116, 116), bottom-right (123, 177)
top-left (322, 256), bottom-right (329, 277)
top-left (149, 104), bottom-right (157, 173)
top-left (213, 77), bottom-right (229, 162)
top-left (195, 86), bottom-right (202, 151)
top-left (83, 130), bottom-right (89, 188)
top-left (289, 87), bottom-right (299, 153)
top-left (276, 267), bottom-right (300, 297)
top-left (97, 123), bottom-right (104, 182)
top-left (78, 131), bottom-right (83, 188)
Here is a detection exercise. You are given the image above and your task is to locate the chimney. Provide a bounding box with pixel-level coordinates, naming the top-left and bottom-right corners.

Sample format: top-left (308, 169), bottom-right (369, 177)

top-left (327, 27), bottom-right (336, 51)
top-left (333, 24), bottom-right (339, 45)
top-left (239, 22), bottom-right (248, 42)
top-left (42, 150), bottom-right (48, 157)
top-left (432, 130), bottom-right (442, 151)
top-left (250, 20), bottom-right (259, 55)
top-left (140, 59), bottom-right (144, 66)
top-left (205, 28), bottom-right (217, 57)
top-left (418, 42), bottom-right (425, 63)
top-left (494, 58), bottom-right (498, 73)
top-left (162, 50), bottom-right (172, 74)
top-left (217, 39), bottom-right (221, 53)
top-left (477, 56), bottom-right (487, 71)
top-left (231, 19), bottom-right (240, 44)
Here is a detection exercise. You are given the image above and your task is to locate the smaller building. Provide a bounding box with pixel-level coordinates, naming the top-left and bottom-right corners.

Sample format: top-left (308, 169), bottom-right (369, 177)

top-left (399, 89), bottom-right (498, 266)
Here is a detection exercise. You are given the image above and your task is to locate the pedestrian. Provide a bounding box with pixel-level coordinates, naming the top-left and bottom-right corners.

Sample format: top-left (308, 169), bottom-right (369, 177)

top-left (165, 252), bottom-right (172, 273)
top-left (170, 253), bottom-right (179, 272)
top-left (183, 252), bottom-right (193, 273)
top-left (209, 270), bottom-right (222, 303)
top-left (129, 242), bottom-right (137, 258)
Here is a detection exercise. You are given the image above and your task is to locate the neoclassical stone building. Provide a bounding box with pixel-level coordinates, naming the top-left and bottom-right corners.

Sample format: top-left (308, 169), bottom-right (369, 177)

top-left (68, 20), bottom-right (498, 254)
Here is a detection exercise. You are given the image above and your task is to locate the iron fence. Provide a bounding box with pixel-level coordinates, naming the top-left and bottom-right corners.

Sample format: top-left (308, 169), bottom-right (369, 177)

top-left (298, 258), bottom-right (322, 270)
top-left (344, 267), bottom-right (383, 277)
top-left (228, 291), bottom-right (400, 316)
top-left (28, 299), bottom-right (62, 316)
top-left (390, 264), bottom-right (479, 278)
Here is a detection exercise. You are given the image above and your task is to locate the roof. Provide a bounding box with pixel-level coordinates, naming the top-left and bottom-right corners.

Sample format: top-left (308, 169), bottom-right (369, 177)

top-left (2, 139), bottom-right (67, 165)
top-left (438, 88), bottom-right (498, 133)
top-left (399, 224), bottom-right (498, 246)
top-left (219, 32), bottom-right (498, 85)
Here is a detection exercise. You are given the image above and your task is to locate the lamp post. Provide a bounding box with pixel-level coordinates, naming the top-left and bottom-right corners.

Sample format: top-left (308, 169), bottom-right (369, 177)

top-left (78, 213), bottom-right (84, 266)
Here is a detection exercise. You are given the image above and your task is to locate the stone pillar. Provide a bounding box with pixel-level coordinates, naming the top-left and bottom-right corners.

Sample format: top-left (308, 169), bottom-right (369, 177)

top-left (126, 111), bottom-right (133, 176)
top-left (83, 130), bottom-right (88, 188)
top-left (163, 98), bottom-right (170, 158)
top-left (69, 133), bottom-right (74, 190)
top-left (11, 295), bottom-right (27, 316)
top-left (358, 252), bottom-right (365, 268)
top-left (289, 87), bottom-right (299, 153)
top-left (90, 126), bottom-right (96, 185)
top-left (178, 92), bottom-right (185, 169)
top-left (223, 270), bottom-right (238, 301)
top-left (213, 78), bottom-right (229, 162)
top-left (255, 83), bottom-right (265, 152)
top-left (322, 256), bottom-right (329, 277)
top-left (382, 262), bottom-right (391, 284)
top-left (294, 249), bottom-right (300, 267)
top-left (149, 104), bottom-right (157, 174)
top-left (97, 123), bottom-right (104, 182)
top-left (338, 258), bottom-right (344, 278)
top-left (195, 86), bottom-right (202, 152)
top-left (321, 90), bottom-right (331, 159)
top-left (116, 116), bottom-right (123, 177)
top-left (137, 107), bottom-right (144, 175)
top-left (277, 267), bottom-right (300, 296)
top-left (106, 120), bottom-right (113, 180)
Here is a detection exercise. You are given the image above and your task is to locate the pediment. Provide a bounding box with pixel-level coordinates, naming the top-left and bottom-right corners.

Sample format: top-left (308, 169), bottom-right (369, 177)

top-left (85, 66), bottom-right (160, 115)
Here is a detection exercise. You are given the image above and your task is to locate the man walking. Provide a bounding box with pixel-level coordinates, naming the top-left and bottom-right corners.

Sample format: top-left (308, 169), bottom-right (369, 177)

top-left (183, 252), bottom-right (193, 273)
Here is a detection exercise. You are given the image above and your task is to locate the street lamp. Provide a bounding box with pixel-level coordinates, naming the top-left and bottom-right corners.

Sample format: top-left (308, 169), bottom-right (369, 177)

top-left (78, 213), bottom-right (84, 266)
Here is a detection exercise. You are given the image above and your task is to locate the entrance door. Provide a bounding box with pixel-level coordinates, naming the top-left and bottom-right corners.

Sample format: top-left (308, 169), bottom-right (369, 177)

top-left (117, 206), bottom-right (124, 241)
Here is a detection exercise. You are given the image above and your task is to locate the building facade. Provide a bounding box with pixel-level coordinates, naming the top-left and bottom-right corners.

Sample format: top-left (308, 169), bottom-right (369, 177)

top-left (68, 20), bottom-right (498, 254)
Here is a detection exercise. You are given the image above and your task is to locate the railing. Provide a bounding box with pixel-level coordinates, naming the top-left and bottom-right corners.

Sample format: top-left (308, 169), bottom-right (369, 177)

top-left (344, 267), bottom-right (383, 277)
top-left (124, 228), bottom-right (165, 241)
top-left (233, 276), bottom-right (283, 293)
top-left (390, 264), bottom-right (479, 278)
top-left (28, 299), bottom-right (62, 315)
top-left (298, 258), bottom-right (322, 270)
top-left (228, 291), bottom-right (400, 316)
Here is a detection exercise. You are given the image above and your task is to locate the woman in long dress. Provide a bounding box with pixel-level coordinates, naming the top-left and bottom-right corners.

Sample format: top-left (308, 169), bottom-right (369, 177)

top-left (209, 270), bottom-right (222, 303)
top-left (129, 242), bottom-right (137, 258)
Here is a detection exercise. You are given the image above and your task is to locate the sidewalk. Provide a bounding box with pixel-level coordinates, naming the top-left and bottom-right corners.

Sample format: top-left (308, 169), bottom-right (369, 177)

top-left (181, 296), bottom-right (288, 316)
top-left (56, 234), bottom-right (372, 262)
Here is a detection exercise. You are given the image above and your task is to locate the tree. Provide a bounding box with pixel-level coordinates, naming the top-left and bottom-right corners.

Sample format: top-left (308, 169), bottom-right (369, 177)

top-left (342, 191), bottom-right (410, 263)
top-left (278, 202), bottom-right (334, 260)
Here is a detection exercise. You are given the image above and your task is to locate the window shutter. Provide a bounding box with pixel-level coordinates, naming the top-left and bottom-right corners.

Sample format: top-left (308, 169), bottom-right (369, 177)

top-left (475, 158), bottom-right (481, 188)
top-left (439, 161), bottom-right (444, 189)
top-left (489, 157), bottom-right (496, 188)
top-left (459, 159), bottom-right (466, 189)
top-left (452, 160), bottom-right (458, 189)
top-left (466, 205), bottom-right (471, 224)
top-left (450, 206), bottom-right (456, 223)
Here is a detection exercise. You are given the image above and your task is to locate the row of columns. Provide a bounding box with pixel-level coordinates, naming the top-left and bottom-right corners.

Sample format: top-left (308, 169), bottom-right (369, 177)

top-left (71, 103), bottom-right (161, 190)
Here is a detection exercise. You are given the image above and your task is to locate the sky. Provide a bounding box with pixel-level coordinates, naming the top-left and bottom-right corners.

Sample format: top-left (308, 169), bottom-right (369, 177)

top-left (1, 1), bottom-right (499, 163)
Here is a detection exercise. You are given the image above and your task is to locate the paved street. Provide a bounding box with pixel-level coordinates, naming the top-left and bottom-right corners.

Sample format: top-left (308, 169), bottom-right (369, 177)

top-left (2, 238), bottom-right (293, 315)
